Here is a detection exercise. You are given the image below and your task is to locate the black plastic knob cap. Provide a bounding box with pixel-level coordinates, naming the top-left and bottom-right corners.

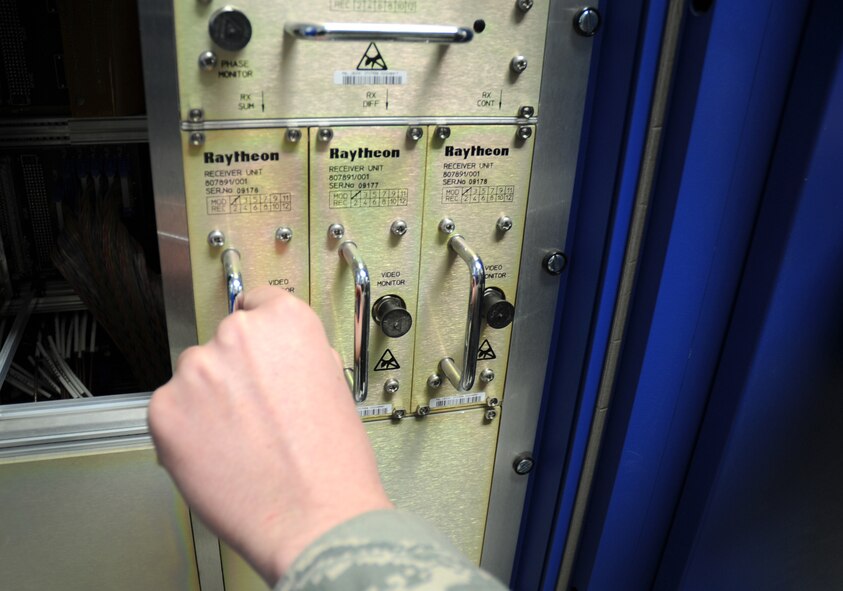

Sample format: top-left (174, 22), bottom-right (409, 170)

top-left (209, 8), bottom-right (253, 51)
top-left (483, 288), bottom-right (515, 329)
top-left (373, 295), bottom-right (413, 338)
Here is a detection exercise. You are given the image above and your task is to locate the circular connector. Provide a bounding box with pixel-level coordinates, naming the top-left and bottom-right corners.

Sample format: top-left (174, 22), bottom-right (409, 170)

top-left (208, 7), bottom-right (253, 51)
top-left (373, 295), bottom-right (413, 339)
top-left (275, 227), bottom-right (293, 243)
top-left (407, 126), bottom-right (424, 141)
top-left (198, 51), bottom-right (217, 71)
top-left (318, 128), bottom-right (334, 143)
top-left (439, 218), bottom-right (456, 235)
top-left (286, 128), bottom-right (302, 143)
top-left (207, 230), bottom-right (225, 248)
top-left (328, 223), bottom-right (345, 240)
top-left (390, 219), bottom-right (408, 237)
top-left (511, 56), bottom-right (529, 74)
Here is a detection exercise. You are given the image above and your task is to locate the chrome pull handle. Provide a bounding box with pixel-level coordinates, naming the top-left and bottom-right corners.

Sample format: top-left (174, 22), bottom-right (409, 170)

top-left (439, 235), bottom-right (485, 391)
top-left (285, 22), bottom-right (473, 43)
top-left (222, 249), bottom-right (244, 314)
top-left (340, 241), bottom-right (371, 403)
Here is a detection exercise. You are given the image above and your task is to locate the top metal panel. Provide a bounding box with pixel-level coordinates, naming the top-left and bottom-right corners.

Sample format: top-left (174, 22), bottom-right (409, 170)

top-left (174, 0), bottom-right (549, 121)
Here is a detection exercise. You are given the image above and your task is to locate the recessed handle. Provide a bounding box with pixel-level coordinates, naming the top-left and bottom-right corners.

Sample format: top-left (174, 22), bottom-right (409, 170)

top-left (439, 235), bottom-right (485, 391)
top-left (222, 249), bottom-right (244, 314)
top-left (285, 22), bottom-right (473, 43)
top-left (340, 241), bottom-right (371, 403)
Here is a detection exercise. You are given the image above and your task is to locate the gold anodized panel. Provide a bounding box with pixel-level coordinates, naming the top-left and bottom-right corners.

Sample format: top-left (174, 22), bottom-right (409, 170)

top-left (309, 126), bottom-right (425, 415)
top-left (220, 407), bottom-right (501, 590)
top-left (174, 1), bottom-right (549, 121)
top-left (411, 125), bottom-right (534, 412)
top-left (183, 129), bottom-right (310, 343)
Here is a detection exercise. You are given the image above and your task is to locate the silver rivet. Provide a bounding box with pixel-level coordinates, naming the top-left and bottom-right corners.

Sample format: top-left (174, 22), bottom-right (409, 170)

top-left (391, 409), bottom-right (406, 420)
top-left (480, 368), bottom-right (496, 383)
top-left (427, 374), bottom-right (442, 389)
top-left (519, 105), bottom-right (535, 118)
top-left (497, 216), bottom-right (513, 233)
top-left (436, 126), bottom-right (451, 140)
top-left (328, 223), bottom-right (345, 240)
top-left (407, 126), bottom-right (424, 141)
top-left (190, 132), bottom-right (205, 146)
top-left (188, 108), bottom-right (204, 123)
top-left (384, 379), bottom-right (400, 395)
top-left (391, 219), bottom-right (408, 237)
top-left (487, 397), bottom-right (500, 407)
top-left (417, 405), bottom-right (430, 417)
top-left (544, 251), bottom-right (568, 275)
top-left (513, 453), bottom-right (535, 475)
top-left (516, 0), bottom-right (534, 12)
top-left (511, 56), bottom-right (529, 74)
top-left (574, 7), bottom-right (601, 37)
top-left (485, 409), bottom-right (498, 421)
top-left (439, 218), bottom-right (456, 234)
top-left (318, 128), bottom-right (334, 142)
top-left (286, 129), bottom-right (302, 143)
top-left (198, 51), bottom-right (217, 71)
top-left (207, 230), bottom-right (225, 248)
top-left (517, 126), bottom-right (533, 140)
top-left (275, 227), bottom-right (293, 242)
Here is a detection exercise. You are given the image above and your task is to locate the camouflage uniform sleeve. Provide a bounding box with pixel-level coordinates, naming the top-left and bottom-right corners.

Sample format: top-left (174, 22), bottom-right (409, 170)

top-left (274, 509), bottom-right (508, 591)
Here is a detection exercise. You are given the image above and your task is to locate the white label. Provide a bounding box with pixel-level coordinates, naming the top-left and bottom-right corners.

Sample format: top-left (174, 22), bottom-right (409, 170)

top-left (428, 393), bottom-right (486, 409)
top-left (334, 71), bottom-right (408, 86)
top-left (357, 403), bottom-right (394, 418)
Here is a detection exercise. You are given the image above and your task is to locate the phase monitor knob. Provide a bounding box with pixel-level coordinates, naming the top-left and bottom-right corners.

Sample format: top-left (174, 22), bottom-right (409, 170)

top-left (482, 287), bottom-right (515, 329)
top-left (373, 295), bottom-right (413, 339)
top-left (208, 7), bottom-right (253, 51)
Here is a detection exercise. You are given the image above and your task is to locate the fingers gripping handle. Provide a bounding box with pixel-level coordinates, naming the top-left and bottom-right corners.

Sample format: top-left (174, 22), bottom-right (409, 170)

top-left (340, 242), bottom-right (371, 403)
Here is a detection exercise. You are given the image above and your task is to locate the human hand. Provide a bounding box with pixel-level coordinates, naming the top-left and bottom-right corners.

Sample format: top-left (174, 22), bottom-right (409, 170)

top-left (148, 287), bottom-right (392, 585)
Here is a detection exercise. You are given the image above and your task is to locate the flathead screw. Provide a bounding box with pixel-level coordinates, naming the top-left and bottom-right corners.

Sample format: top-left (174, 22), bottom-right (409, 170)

top-left (485, 409), bottom-right (498, 421)
top-left (439, 218), bottom-right (456, 234)
top-left (516, 0), bottom-right (534, 12)
top-left (574, 7), bottom-right (601, 37)
top-left (480, 368), bottom-right (496, 383)
top-left (318, 128), bottom-right (334, 142)
top-left (544, 251), bottom-right (568, 275)
top-left (391, 219), bottom-right (408, 237)
top-left (188, 108), bottom-right (204, 123)
top-left (517, 126), bottom-right (533, 140)
top-left (328, 223), bottom-right (345, 240)
top-left (519, 105), bottom-right (535, 118)
top-left (436, 126), bottom-right (451, 140)
top-left (513, 453), bottom-right (535, 475)
top-left (207, 230), bottom-right (225, 248)
top-left (407, 126), bottom-right (424, 141)
top-left (198, 51), bottom-right (217, 71)
top-left (275, 227), bottom-right (293, 243)
top-left (391, 409), bottom-right (406, 420)
top-left (497, 216), bottom-right (514, 233)
top-left (487, 397), bottom-right (500, 408)
top-left (417, 405), bottom-right (431, 417)
top-left (384, 379), bottom-right (400, 395)
top-left (511, 56), bottom-right (529, 74)
top-left (190, 132), bottom-right (205, 147)
top-left (286, 129), bottom-right (302, 143)
top-left (427, 374), bottom-right (442, 389)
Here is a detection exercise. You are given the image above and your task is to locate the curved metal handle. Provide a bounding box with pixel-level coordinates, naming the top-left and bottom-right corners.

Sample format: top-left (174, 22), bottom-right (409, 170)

top-left (222, 249), bottom-right (244, 314)
top-left (340, 241), bottom-right (371, 403)
top-left (285, 22), bottom-right (473, 43)
top-left (439, 235), bottom-right (485, 391)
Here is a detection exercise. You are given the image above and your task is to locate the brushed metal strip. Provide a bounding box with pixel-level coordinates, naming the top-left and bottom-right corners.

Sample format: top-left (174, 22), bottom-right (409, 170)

top-left (0, 434), bottom-right (152, 460)
top-left (140, 0), bottom-right (199, 364)
top-left (183, 116), bottom-right (538, 131)
top-left (555, 0), bottom-right (686, 588)
top-left (480, 0), bottom-right (597, 583)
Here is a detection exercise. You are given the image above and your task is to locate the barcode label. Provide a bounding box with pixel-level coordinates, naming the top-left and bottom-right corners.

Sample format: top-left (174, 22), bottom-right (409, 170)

top-left (334, 71), bottom-right (408, 86)
top-left (429, 393), bottom-right (486, 409)
top-left (357, 404), bottom-right (394, 418)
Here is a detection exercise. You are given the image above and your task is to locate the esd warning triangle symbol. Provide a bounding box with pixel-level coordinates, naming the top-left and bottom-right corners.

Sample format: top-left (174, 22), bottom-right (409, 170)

top-left (477, 339), bottom-right (497, 361)
top-left (374, 349), bottom-right (400, 371)
top-left (357, 42), bottom-right (388, 70)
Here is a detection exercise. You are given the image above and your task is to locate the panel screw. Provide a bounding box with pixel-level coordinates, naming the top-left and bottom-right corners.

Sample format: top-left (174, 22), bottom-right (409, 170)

top-left (517, 126), bottom-right (533, 140)
top-left (190, 132), bottom-right (206, 146)
top-left (391, 219), bottom-right (408, 237)
top-left (286, 128), bottom-right (302, 143)
top-left (436, 126), bottom-right (451, 140)
top-left (544, 251), bottom-right (568, 275)
top-left (407, 126), bottom-right (424, 141)
top-left (485, 409), bottom-right (498, 421)
top-left (188, 108), bottom-right (204, 123)
top-left (497, 216), bottom-right (513, 233)
top-left (275, 227), bottom-right (293, 243)
top-left (511, 56), bottom-right (529, 74)
top-left (328, 223), bottom-right (345, 240)
top-left (516, 0), bottom-right (534, 12)
top-left (427, 374), bottom-right (442, 389)
top-left (513, 453), bottom-right (535, 475)
top-left (439, 218), bottom-right (456, 234)
top-left (391, 409), bottom-right (406, 420)
top-left (318, 128), bottom-right (334, 142)
top-left (574, 7), bottom-right (601, 37)
top-left (487, 397), bottom-right (500, 407)
top-left (417, 405), bottom-right (430, 417)
top-left (519, 105), bottom-right (535, 118)
top-left (207, 230), bottom-right (225, 248)
top-left (198, 50), bottom-right (218, 71)
top-left (480, 368), bottom-right (496, 383)
top-left (384, 379), bottom-right (400, 395)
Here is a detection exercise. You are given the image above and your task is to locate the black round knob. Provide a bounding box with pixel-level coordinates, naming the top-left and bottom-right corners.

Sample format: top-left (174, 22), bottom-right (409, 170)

top-left (483, 288), bottom-right (515, 329)
top-left (208, 8), bottom-right (253, 51)
top-left (373, 295), bottom-right (413, 338)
